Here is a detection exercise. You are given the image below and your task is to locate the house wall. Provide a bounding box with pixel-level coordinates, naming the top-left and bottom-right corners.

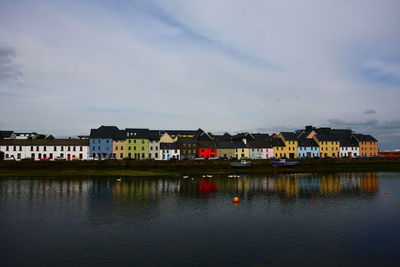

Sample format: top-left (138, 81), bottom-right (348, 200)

top-left (279, 137), bottom-right (298, 158)
top-left (298, 147), bottom-right (320, 158)
top-left (149, 140), bottom-right (160, 160)
top-left (113, 140), bottom-right (125, 159)
top-left (249, 148), bottom-right (267, 159)
top-left (339, 147), bottom-right (359, 157)
top-left (314, 138), bottom-right (339, 158)
top-left (124, 138), bottom-right (149, 159)
top-left (359, 141), bottom-right (378, 157)
top-left (198, 148), bottom-right (217, 159)
top-left (0, 144), bottom-right (88, 160)
top-left (218, 148), bottom-right (235, 159)
top-left (273, 146), bottom-right (286, 158)
top-left (89, 138), bottom-right (113, 158)
top-left (161, 148), bottom-right (180, 160)
top-left (267, 148), bottom-right (274, 159)
top-left (234, 148), bottom-right (250, 159)
top-left (160, 133), bottom-right (174, 143)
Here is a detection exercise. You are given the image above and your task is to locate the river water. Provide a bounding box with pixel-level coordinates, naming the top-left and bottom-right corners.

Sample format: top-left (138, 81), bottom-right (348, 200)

top-left (1, 172), bottom-right (400, 266)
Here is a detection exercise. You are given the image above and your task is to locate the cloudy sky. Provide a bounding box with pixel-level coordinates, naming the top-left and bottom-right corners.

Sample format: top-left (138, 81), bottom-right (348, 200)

top-left (0, 0), bottom-right (399, 148)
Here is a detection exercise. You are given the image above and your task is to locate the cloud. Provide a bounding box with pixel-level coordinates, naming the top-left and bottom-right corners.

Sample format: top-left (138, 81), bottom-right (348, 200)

top-left (364, 109), bottom-right (376, 114)
top-left (0, 42), bottom-right (23, 80)
top-left (362, 58), bottom-right (400, 84)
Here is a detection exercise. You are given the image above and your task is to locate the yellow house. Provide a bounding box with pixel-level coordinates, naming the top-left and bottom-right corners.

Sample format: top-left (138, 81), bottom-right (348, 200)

top-left (112, 139), bottom-right (125, 159)
top-left (271, 137), bottom-right (285, 158)
top-left (313, 135), bottom-right (340, 158)
top-left (233, 142), bottom-right (250, 159)
top-left (278, 132), bottom-right (298, 159)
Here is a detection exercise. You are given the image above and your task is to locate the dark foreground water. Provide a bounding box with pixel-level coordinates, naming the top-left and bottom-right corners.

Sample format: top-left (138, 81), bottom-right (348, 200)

top-left (1, 172), bottom-right (400, 267)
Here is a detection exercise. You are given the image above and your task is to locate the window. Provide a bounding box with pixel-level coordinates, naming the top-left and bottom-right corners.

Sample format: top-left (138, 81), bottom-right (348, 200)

top-left (128, 140), bottom-right (131, 143)
top-left (36, 146), bottom-right (39, 151)
top-left (73, 146), bottom-right (76, 151)
top-left (106, 147), bottom-right (109, 151)
top-left (106, 140), bottom-right (109, 143)
top-left (93, 146), bottom-right (96, 150)
top-left (134, 147), bottom-right (136, 150)
top-left (98, 146), bottom-right (100, 150)
top-left (61, 146), bottom-right (64, 151)
top-left (150, 146), bottom-right (153, 151)
top-left (98, 140), bottom-right (101, 144)
top-left (142, 153), bottom-right (145, 158)
top-left (92, 140), bottom-right (95, 144)
top-left (50, 153), bottom-right (53, 159)
top-left (120, 146), bottom-right (123, 150)
top-left (43, 146), bottom-right (46, 151)
top-left (142, 140), bottom-right (144, 144)
top-left (156, 146), bottom-right (158, 150)
top-left (115, 146), bottom-right (118, 151)
top-left (80, 146), bottom-right (83, 151)
top-left (128, 146), bottom-right (131, 150)
top-left (68, 146), bottom-right (71, 151)
top-left (31, 146), bottom-right (34, 151)
top-left (61, 153), bottom-right (64, 158)
top-left (142, 146), bottom-right (144, 151)
top-left (17, 153), bottom-right (21, 159)
top-left (134, 140), bottom-right (136, 143)
top-left (54, 146), bottom-right (57, 151)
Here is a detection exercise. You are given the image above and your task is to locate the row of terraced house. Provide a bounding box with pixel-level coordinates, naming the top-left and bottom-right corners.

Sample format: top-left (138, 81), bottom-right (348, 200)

top-left (0, 125), bottom-right (378, 160)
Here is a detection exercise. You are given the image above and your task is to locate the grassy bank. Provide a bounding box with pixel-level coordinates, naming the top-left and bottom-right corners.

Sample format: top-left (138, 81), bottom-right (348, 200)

top-left (0, 158), bottom-right (399, 178)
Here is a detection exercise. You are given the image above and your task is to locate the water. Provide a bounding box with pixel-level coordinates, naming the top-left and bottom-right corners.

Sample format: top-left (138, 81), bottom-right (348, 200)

top-left (1, 172), bottom-right (400, 266)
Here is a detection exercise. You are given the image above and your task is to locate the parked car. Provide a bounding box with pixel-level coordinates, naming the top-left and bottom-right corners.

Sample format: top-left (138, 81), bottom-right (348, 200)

top-left (39, 157), bottom-right (51, 161)
top-left (4, 156), bottom-right (15, 161)
top-left (71, 157), bottom-right (81, 161)
top-left (195, 157), bottom-right (205, 160)
top-left (21, 157), bottom-right (34, 161)
top-left (55, 156), bottom-right (66, 161)
top-left (208, 157), bottom-right (218, 160)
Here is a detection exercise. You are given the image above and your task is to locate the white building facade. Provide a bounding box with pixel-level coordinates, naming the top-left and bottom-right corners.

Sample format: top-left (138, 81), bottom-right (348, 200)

top-left (0, 139), bottom-right (89, 160)
top-left (340, 146), bottom-right (359, 158)
top-left (160, 143), bottom-right (180, 160)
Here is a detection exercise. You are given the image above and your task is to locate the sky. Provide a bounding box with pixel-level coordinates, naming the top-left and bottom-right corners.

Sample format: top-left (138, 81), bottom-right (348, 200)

top-left (0, 0), bottom-right (399, 149)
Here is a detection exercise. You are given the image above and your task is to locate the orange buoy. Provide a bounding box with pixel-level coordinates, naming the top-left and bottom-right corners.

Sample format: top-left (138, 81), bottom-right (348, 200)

top-left (233, 196), bottom-right (239, 203)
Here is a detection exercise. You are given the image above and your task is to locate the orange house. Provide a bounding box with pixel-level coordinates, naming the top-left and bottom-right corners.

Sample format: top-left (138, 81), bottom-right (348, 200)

top-left (352, 134), bottom-right (378, 157)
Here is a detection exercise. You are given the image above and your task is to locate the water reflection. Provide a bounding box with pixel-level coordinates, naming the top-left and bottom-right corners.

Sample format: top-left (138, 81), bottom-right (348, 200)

top-left (0, 172), bottom-right (379, 200)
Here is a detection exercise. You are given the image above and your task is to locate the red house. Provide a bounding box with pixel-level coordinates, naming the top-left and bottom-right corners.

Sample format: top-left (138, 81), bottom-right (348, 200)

top-left (197, 132), bottom-right (217, 159)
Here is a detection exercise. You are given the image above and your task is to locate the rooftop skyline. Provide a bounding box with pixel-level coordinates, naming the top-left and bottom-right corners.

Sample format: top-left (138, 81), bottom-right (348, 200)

top-left (0, 0), bottom-right (399, 149)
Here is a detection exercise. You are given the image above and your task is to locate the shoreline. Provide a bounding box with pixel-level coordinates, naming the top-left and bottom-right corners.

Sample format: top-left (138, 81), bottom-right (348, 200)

top-left (0, 158), bottom-right (399, 178)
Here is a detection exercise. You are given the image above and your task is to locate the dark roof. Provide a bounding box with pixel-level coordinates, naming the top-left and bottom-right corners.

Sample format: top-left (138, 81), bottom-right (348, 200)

top-left (160, 129), bottom-right (199, 136)
top-left (232, 141), bottom-right (248, 148)
top-left (232, 133), bottom-right (255, 142)
top-left (248, 141), bottom-right (269, 148)
top-left (271, 138), bottom-right (285, 147)
top-left (216, 141), bottom-right (234, 149)
top-left (352, 134), bottom-right (377, 142)
top-left (148, 130), bottom-right (161, 140)
top-left (338, 138), bottom-right (358, 147)
top-left (0, 139), bottom-right (89, 146)
top-left (251, 133), bottom-right (270, 142)
top-left (198, 132), bottom-right (214, 141)
top-left (298, 139), bottom-right (319, 147)
top-left (0, 131), bottom-right (14, 138)
top-left (198, 140), bottom-right (216, 148)
top-left (89, 126), bottom-right (124, 139)
top-left (177, 136), bottom-right (197, 143)
top-left (280, 132), bottom-right (298, 141)
top-left (160, 142), bottom-right (179, 149)
top-left (125, 128), bottom-right (150, 139)
top-left (214, 133), bottom-right (232, 142)
top-left (314, 134), bottom-right (340, 141)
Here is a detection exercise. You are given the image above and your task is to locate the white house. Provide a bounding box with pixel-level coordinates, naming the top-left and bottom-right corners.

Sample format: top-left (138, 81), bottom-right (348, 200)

top-left (149, 130), bottom-right (161, 160)
top-left (0, 139), bottom-right (89, 160)
top-left (339, 139), bottom-right (359, 158)
top-left (248, 140), bottom-right (274, 159)
top-left (160, 143), bottom-right (180, 160)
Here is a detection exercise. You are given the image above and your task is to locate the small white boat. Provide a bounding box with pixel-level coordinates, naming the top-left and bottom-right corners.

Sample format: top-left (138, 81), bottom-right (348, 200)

top-left (231, 160), bottom-right (251, 168)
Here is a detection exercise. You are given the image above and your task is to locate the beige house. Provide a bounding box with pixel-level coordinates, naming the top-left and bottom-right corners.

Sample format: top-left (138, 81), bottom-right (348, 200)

top-left (113, 139), bottom-right (125, 159)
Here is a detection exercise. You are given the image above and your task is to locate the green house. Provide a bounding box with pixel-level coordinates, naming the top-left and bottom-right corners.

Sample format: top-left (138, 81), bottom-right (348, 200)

top-left (124, 128), bottom-right (150, 159)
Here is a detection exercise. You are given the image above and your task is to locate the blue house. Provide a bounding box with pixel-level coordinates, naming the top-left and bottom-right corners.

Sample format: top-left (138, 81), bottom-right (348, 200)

top-left (89, 126), bottom-right (124, 159)
top-left (298, 138), bottom-right (320, 158)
